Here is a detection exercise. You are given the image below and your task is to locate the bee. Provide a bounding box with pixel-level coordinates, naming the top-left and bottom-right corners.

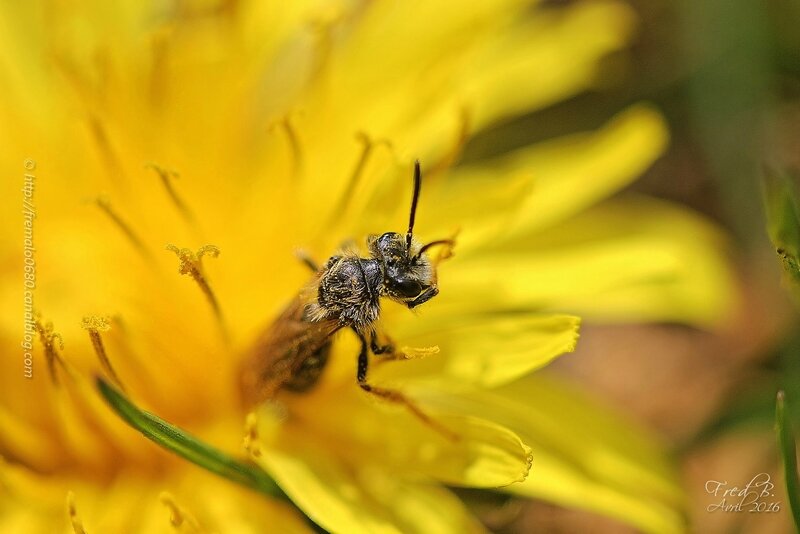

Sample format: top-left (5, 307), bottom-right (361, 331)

top-left (240, 161), bottom-right (454, 424)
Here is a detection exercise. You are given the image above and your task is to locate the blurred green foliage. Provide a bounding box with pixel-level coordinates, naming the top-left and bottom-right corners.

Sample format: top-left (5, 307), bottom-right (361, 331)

top-left (776, 391), bottom-right (800, 531)
top-left (763, 167), bottom-right (800, 290)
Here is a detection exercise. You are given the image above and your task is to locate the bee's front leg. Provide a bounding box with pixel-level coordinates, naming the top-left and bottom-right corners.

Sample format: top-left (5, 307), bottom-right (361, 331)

top-left (369, 329), bottom-right (395, 355)
top-left (354, 330), bottom-right (457, 441)
top-left (407, 286), bottom-right (438, 309)
top-left (370, 329), bottom-right (437, 363)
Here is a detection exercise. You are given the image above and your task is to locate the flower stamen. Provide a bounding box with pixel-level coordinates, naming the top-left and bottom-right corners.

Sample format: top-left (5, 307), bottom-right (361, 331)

top-left (146, 163), bottom-right (194, 223)
top-left (87, 114), bottom-right (124, 180)
top-left (148, 27), bottom-right (171, 108)
top-left (94, 196), bottom-right (152, 260)
top-left (159, 492), bottom-right (205, 533)
top-left (397, 345), bottom-right (440, 360)
top-left (242, 412), bottom-right (262, 458)
top-left (166, 244), bottom-right (227, 340)
top-left (35, 316), bottom-right (65, 385)
top-left (431, 229), bottom-right (459, 267)
top-left (277, 116), bottom-right (303, 179)
top-left (66, 491), bottom-right (87, 534)
top-left (329, 131), bottom-right (392, 224)
top-left (306, 8), bottom-right (340, 80)
top-left (428, 107), bottom-right (471, 177)
top-left (375, 345), bottom-right (439, 369)
top-left (81, 315), bottom-right (125, 391)
top-left (52, 55), bottom-right (123, 179)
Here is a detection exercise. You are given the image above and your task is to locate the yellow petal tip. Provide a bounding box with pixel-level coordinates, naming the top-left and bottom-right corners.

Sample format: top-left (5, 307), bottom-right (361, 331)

top-left (518, 443), bottom-right (534, 484)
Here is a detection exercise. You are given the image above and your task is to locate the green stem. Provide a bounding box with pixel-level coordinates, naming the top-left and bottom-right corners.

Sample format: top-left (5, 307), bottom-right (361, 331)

top-left (96, 377), bottom-right (288, 500)
top-left (776, 390), bottom-right (800, 531)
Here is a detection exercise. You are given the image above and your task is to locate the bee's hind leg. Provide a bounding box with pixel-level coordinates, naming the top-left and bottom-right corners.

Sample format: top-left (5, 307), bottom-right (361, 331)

top-left (355, 331), bottom-right (457, 441)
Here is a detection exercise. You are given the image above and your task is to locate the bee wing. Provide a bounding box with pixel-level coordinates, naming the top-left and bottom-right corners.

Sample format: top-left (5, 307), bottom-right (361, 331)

top-left (239, 293), bottom-right (341, 405)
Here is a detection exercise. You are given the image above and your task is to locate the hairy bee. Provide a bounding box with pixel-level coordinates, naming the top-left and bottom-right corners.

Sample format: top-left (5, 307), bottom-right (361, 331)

top-left (240, 161), bottom-right (453, 420)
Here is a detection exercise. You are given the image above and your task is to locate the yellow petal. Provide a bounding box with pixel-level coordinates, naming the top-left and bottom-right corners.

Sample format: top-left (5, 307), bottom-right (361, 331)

top-left (381, 313), bottom-right (580, 388)
top-left (319, 0), bottom-right (637, 156)
top-left (453, 0), bottom-right (638, 129)
top-left (511, 104), bottom-right (669, 234)
top-left (418, 375), bottom-right (686, 534)
top-left (502, 380), bottom-right (687, 534)
top-left (292, 1), bottom-right (640, 222)
top-left (422, 105), bottom-right (669, 249)
top-left (278, 380), bottom-right (532, 488)
top-left (3, 356), bottom-right (174, 473)
top-left (440, 195), bottom-right (735, 327)
top-left (0, 398), bottom-right (63, 471)
top-left (512, 451), bottom-right (685, 534)
top-left (0, 459), bottom-right (310, 534)
top-left (417, 415), bottom-right (533, 488)
top-left (254, 427), bottom-right (485, 534)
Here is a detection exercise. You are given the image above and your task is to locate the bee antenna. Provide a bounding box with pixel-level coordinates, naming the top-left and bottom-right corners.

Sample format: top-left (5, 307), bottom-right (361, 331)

top-left (414, 239), bottom-right (455, 261)
top-left (406, 160), bottom-right (421, 249)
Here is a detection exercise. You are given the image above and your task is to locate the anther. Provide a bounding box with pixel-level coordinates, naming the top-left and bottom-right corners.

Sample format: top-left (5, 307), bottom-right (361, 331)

top-left (94, 196), bottom-right (152, 260)
top-left (81, 315), bottom-right (125, 391)
top-left (146, 163), bottom-right (194, 223)
top-left (66, 491), bottom-right (88, 534)
top-left (242, 412), bottom-right (262, 458)
top-left (35, 316), bottom-right (65, 385)
top-left (166, 244), bottom-right (227, 340)
top-left (398, 345), bottom-right (440, 360)
top-left (374, 345), bottom-right (439, 368)
top-left (159, 492), bottom-right (204, 532)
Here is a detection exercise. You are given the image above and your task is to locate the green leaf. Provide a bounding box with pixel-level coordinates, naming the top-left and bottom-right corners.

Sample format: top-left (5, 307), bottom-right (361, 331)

top-left (96, 377), bottom-right (288, 501)
top-left (776, 390), bottom-right (800, 531)
top-left (763, 168), bottom-right (800, 287)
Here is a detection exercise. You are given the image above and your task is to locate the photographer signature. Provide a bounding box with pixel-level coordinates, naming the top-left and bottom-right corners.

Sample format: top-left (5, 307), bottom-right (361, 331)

top-left (705, 473), bottom-right (781, 513)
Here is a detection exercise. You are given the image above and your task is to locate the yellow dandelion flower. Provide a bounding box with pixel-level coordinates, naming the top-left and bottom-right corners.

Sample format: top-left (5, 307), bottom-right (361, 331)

top-left (0, 1), bottom-right (734, 533)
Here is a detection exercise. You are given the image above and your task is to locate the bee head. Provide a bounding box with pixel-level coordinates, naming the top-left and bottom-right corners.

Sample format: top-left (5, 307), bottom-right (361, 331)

top-left (365, 161), bottom-right (454, 309)
top-left (368, 232), bottom-right (437, 308)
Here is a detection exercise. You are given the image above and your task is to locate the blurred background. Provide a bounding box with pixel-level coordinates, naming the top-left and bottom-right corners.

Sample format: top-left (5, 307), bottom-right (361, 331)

top-left (462, 0), bottom-right (800, 532)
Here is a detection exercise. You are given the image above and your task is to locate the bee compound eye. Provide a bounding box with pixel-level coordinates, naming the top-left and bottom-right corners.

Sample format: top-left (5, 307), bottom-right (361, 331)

top-left (393, 278), bottom-right (422, 298)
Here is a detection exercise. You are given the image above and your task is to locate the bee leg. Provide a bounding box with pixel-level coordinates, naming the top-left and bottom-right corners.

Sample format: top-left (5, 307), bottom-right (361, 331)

top-left (355, 331), bottom-right (458, 441)
top-left (406, 286), bottom-right (439, 309)
top-left (294, 249), bottom-right (320, 272)
top-left (369, 330), bottom-right (415, 363)
top-left (369, 329), bottom-right (395, 355)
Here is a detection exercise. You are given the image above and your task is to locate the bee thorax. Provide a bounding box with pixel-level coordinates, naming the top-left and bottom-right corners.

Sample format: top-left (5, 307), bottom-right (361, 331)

top-left (310, 256), bottom-right (382, 330)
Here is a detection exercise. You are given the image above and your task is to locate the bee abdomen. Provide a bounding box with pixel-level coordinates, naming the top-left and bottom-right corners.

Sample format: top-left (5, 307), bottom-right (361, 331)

top-left (284, 342), bottom-right (331, 392)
